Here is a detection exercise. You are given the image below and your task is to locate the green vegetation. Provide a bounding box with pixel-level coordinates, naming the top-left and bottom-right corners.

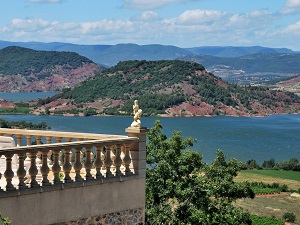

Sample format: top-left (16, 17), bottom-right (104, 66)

top-left (0, 46), bottom-right (93, 76)
top-left (0, 118), bottom-right (50, 130)
top-left (266, 74), bottom-right (300, 85)
top-left (283, 212), bottom-right (296, 223)
top-left (242, 157), bottom-right (300, 171)
top-left (0, 212), bottom-right (11, 225)
top-left (0, 107), bottom-right (30, 114)
top-left (41, 60), bottom-right (300, 116)
top-left (249, 182), bottom-right (288, 194)
top-left (146, 120), bottom-right (254, 224)
top-left (250, 215), bottom-right (284, 225)
top-left (241, 170), bottom-right (300, 182)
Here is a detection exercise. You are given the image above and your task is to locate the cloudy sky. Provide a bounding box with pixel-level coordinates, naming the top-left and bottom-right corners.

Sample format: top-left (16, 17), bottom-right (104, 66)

top-left (1, 0), bottom-right (300, 50)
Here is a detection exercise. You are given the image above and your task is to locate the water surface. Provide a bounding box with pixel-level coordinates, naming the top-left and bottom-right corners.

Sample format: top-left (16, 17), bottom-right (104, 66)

top-left (1, 114), bottom-right (299, 164)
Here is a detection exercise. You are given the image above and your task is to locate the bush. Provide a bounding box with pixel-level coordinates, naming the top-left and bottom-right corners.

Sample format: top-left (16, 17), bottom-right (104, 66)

top-left (250, 215), bottom-right (284, 225)
top-left (0, 212), bottom-right (11, 225)
top-left (282, 212), bottom-right (296, 223)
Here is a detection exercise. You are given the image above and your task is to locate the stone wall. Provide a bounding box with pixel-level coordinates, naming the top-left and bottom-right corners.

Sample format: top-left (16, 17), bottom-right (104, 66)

top-left (52, 208), bottom-right (144, 225)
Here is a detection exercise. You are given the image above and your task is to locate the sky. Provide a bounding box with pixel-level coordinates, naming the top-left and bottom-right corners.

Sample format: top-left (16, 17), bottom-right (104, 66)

top-left (0, 0), bottom-right (300, 50)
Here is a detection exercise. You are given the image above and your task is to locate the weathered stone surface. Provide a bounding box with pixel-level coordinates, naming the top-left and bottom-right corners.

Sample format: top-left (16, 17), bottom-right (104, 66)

top-left (51, 208), bottom-right (144, 225)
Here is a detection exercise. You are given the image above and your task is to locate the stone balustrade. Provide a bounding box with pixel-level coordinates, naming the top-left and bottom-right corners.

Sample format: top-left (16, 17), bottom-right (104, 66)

top-left (0, 126), bottom-right (148, 225)
top-left (0, 127), bottom-right (142, 192)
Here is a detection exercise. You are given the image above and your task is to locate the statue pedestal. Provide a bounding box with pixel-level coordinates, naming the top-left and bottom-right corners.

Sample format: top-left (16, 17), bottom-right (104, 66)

top-left (125, 127), bottom-right (148, 177)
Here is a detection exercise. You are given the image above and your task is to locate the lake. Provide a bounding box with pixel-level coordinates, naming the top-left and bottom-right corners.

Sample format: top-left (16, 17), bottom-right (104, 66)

top-left (0, 114), bottom-right (299, 164)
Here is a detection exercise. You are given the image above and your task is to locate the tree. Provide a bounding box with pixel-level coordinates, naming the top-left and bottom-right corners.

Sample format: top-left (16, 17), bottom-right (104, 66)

top-left (262, 158), bottom-right (275, 169)
top-left (146, 120), bottom-right (255, 225)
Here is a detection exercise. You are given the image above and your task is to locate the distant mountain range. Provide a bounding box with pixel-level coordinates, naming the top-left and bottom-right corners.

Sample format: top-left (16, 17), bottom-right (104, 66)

top-left (0, 40), bottom-right (298, 67)
top-left (186, 46), bottom-right (296, 57)
top-left (0, 40), bottom-right (299, 87)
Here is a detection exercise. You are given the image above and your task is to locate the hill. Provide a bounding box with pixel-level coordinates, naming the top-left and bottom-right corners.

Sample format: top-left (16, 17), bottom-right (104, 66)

top-left (186, 46), bottom-right (294, 58)
top-left (0, 46), bottom-right (102, 92)
top-left (33, 60), bottom-right (300, 117)
top-left (268, 75), bottom-right (300, 96)
top-left (181, 53), bottom-right (300, 85)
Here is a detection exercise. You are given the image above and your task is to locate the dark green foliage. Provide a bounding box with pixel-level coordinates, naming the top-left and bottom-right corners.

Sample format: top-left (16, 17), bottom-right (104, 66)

top-left (243, 157), bottom-right (300, 171)
top-left (245, 159), bottom-right (261, 169)
top-left (0, 107), bottom-right (30, 114)
top-left (0, 119), bottom-right (50, 130)
top-left (276, 158), bottom-right (300, 171)
top-left (45, 59), bottom-right (300, 116)
top-left (249, 182), bottom-right (288, 194)
top-left (250, 215), bottom-right (284, 225)
top-left (146, 121), bottom-right (254, 225)
top-left (121, 94), bottom-right (186, 116)
top-left (0, 212), bottom-right (11, 225)
top-left (0, 46), bottom-right (93, 76)
top-left (262, 158), bottom-right (276, 169)
top-left (282, 212), bottom-right (296, 223)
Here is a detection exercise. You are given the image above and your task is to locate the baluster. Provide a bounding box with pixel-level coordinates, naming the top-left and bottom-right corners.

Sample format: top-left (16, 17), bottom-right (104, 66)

top-left (94, 145), bottom-right (103, 179)
top-left (52, 149), bottom-right (62, 184)
top-left (84, 146), bottom-right (94, 180)
top-left (35, 136), bottom-right (42, 145)
top-left (55, 137), bottom-right (63, 165)
top-left (123, 143), bottom-right (133, 175)
top-left (63, 147), bottom-right (73, 183)
top-left (114, 144), bottom-right (123, 176)
top-left (28, 151), bottom-right (39, 188)
top-left (24, 135), bottom-right (31, 178)
top-left (111, 146), bottom-right (116, 171)
top-left (4, 153), bottom-right (16, 191)
top-left (73, 147), bottom-right (83, 182)
top-left (45, 136), bottom-right (53, 164)
top-left (15, 134), bottom-right (22, 146)
top-left (40, 149), bottom-right (51, 186)
top-left (26, 135), bottom-right (32, 146)
top-left (104, 144), bottom-right (113, 178)
top-left (17, 152), bottom-right (27, 189)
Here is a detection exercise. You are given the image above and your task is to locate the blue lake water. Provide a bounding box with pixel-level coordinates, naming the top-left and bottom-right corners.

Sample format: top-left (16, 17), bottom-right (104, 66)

top-left (1, 114), bottom-right (299, 164)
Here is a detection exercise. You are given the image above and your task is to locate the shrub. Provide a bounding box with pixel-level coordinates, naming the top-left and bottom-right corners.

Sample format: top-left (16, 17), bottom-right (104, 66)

top-left (282, 212), bottom-right (296, 223)
top-left (250, 215), bottom-right (284, 225)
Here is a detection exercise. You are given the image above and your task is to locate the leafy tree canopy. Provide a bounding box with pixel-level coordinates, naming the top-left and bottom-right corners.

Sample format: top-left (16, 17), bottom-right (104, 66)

top-left (146, 120), bottom-right (254, 225)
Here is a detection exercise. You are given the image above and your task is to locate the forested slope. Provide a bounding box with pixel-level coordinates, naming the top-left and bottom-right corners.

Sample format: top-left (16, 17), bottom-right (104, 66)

top-left (0, 46), bottom-right (102, 92)
top-left (35, 60), bottom-right (300, 116)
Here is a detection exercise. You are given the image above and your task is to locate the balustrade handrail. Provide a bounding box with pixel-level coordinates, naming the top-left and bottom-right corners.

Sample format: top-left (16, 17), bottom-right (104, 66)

top-left (0, 137), bottom-right (138, 154)
top-left (0, 127), bottom-right (126, 140)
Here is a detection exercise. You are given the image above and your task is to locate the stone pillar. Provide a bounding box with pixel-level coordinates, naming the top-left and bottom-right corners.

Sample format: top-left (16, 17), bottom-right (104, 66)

top-left (125, 127), bottom-right (148, 178)
top-left (125, 127), bottom-right (148, 225)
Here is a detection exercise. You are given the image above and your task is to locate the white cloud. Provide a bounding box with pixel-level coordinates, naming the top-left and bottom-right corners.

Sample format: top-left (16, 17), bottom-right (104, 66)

top-left (12, 18), bottom-right (50, 28)
top-left (177, 10), bottom-right (227, 25)
top-left (249, 10), bottom-right (272, 17)
top-left (136, 11), bottom-right (160, 21)
top-left (280, 0), bottom-right (300, 14)
top-left (282, 21), bottom-right (300, 34)
top-left (123, 0), bottom-right (200, 10)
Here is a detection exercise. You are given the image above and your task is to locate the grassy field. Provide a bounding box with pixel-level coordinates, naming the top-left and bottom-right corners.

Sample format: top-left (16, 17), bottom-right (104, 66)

top-left (235, 193), bottom-right (300, 223)
top-left (235, 170), bottom-right (300, 224)
top-left (235, 170), bottom-right (300, 190)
